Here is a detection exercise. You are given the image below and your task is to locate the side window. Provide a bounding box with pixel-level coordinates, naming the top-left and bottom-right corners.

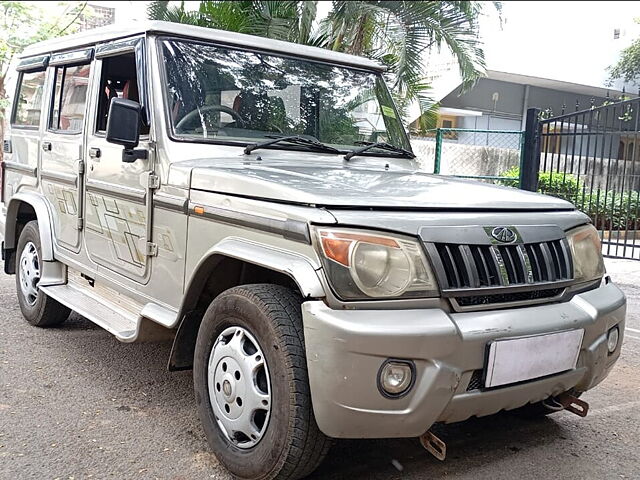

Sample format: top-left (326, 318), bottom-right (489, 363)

top-left (96, 53), bottom-right (148, 134)
top-left (49, 64), bottom-right (90, 133)
top-left (11, 70), bottom-right (46, 127)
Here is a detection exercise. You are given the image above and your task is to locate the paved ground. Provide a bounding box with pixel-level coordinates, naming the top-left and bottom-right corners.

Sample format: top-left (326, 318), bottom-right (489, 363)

top-left (1, 259), bottom-right (638, 480)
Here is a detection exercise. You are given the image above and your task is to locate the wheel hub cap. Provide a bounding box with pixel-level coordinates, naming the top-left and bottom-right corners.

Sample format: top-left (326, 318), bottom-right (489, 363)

top-left (18, 241), bottom-right (40, 306)
top-left (222, 379), bottom-right (233, 398)
top-left (208, 326), bottom-right (271, 449)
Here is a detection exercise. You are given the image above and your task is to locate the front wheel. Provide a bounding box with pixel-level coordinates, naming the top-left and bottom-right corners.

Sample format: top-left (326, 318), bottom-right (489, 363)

top-left (193, 284), bottom-right (331, 480)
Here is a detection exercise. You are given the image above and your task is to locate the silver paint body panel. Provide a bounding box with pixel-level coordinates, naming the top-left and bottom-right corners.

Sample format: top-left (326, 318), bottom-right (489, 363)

top-left (0, 25), bottom-right (626, 443)
top-left (303, 282), bottom-right (626, 438)
top-left (185, 157), bottom-right (573, 211)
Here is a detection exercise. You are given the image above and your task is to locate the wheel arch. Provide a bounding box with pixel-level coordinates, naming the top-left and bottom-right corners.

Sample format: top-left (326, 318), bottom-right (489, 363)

top-left (168, 238), bottom-right (325, 371)
top-left (3, 193), bottom-right (55, 274)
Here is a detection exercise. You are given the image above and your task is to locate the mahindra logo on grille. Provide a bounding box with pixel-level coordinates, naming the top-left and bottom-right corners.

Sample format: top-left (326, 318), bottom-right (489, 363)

top-left (491, 227), bottom-right (517, 243)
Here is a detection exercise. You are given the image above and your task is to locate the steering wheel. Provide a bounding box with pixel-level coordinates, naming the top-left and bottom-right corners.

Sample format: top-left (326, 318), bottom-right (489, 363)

top-left (175, 105), bottom-right (246, 134)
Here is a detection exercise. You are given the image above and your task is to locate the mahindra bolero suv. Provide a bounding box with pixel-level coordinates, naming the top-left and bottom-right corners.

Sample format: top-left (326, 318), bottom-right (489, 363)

top-left (0, 21), bottom-right (626, 480)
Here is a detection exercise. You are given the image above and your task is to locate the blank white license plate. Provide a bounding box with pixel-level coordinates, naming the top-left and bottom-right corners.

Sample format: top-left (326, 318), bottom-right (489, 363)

top-left (485, 329), bottom-right (584, 388)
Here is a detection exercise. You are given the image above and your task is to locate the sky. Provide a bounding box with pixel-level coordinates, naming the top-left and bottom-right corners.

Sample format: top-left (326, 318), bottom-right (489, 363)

top-left (479, 1), bottom-right (640, 90)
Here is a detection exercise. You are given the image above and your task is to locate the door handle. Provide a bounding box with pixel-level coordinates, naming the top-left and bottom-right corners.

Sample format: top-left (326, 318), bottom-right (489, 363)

top-left (42, 141), bottom-right (52, 152)
top-left (89, 147), bottom-right (101, 159)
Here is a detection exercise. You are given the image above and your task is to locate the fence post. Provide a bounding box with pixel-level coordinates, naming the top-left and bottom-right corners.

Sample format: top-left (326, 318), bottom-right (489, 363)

top-left (520, 108), bottom-right (541, 191)
top-left (434, 128), bottom-right (443, 174)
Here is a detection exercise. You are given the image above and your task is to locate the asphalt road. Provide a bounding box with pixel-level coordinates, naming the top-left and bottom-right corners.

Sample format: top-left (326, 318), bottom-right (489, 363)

top-left (1, 259), bottom-right (638, 480)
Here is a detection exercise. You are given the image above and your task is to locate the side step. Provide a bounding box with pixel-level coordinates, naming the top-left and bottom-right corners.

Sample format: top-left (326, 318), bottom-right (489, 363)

top-left (41, 283), bottom-right (139, 342)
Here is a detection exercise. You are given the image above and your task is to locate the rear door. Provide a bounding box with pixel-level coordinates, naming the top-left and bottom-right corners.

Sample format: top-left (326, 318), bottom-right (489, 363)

top-left (3, 59), bottom-right (48, 201)
top-left (39, 49), bottom-right (92, 252)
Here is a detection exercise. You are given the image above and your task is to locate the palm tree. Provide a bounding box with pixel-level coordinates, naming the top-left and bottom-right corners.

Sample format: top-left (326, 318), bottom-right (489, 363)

top-left (147, 1), bottom-right (319, 44)
top-left (148, 1), bottom-right (497, 128)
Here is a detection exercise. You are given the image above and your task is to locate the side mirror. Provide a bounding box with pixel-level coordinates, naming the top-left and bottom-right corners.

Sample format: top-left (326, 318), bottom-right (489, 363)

top-left (106, 98), bottom-right (141, 150)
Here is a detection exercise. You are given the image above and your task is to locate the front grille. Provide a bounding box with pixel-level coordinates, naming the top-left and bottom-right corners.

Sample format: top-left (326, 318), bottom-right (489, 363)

top-left (432, 240), bottom-right (573, 290)
top-left (455, 287), bottom-right (564, 308)
top-left (466, 370), bottom-right (484, 391)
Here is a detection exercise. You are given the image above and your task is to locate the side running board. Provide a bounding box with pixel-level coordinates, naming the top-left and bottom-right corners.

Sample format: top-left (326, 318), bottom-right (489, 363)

top-left (41, 283), bottom-right (138, 342)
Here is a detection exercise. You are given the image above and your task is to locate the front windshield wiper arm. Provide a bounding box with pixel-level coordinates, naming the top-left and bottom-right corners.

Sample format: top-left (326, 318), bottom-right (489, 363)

top-left (244, 135), bottom-right (340, 155)
top-left (344, 141), bottom-right (415, 161)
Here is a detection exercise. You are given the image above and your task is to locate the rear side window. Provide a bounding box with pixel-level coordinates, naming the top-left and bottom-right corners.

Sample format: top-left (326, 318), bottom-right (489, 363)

top-left (12, 70), bottom-right (46, 127)
top-left (49, 64), bottom-right (90, 133)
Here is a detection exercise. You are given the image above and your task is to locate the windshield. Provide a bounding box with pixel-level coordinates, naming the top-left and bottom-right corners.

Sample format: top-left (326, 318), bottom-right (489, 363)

top-left (160, 39), bottom-right (411, 153)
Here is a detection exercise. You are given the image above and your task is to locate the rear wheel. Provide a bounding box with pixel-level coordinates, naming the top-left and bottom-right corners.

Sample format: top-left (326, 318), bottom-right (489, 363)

top-left (15, 221), bottom-right (70, 327)
top-left (193, 284), bottom-right (331, 480)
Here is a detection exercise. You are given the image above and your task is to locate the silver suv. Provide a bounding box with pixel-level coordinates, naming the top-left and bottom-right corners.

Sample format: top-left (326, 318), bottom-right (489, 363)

top-left (1, 21), bottom-right (626, 480)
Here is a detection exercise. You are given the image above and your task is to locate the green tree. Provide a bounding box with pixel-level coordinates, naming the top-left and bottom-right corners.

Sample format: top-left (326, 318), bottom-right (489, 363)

top-left (1, 1), bottom-right (88, 156)
top-left (147, 1), bottom-right (320, 44)
top-left (608, 18), bottom-right (640, 85)
top-left (148, 1), bottom-right (499, 128)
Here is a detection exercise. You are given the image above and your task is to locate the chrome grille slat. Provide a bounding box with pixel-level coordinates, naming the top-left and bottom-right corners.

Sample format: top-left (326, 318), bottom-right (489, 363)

top-left (516, 245), bottom-right (533, 284)
top-left (524, 244), bottom-right (542, 282)
top-left (459, 245), bottom-right (480, 288)
top-left (539, 243), bottom-right (557, 281)
top-left (559, 239), bottom-right (574, 278)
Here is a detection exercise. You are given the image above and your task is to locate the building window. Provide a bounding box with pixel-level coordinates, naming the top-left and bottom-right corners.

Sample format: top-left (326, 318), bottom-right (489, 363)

top-left (438, 115), bottom-right (457, 139)
top-left (11, 70), bottom-right (46, 127)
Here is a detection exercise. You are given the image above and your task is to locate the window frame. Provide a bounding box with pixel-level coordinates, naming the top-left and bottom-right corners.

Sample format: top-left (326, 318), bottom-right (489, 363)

top-left (47, 61), bottom-right (92, 136)
top-left (92, 36), bottom-right (151, 138)
top-left (155, 35), bottom-right (412, 156)
top-left (93, 52), bottom-right (146, 136)
top-left (10, 69), bottom-right (48, 131)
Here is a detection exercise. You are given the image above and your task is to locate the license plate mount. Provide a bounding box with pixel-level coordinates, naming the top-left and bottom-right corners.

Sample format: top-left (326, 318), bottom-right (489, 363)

top-left (484, 329), bottom-right (584, 388)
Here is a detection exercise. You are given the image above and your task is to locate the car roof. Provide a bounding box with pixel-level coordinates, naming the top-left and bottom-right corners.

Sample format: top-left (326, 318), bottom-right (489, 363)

top-left (20, 20), bottom-right (385, 72)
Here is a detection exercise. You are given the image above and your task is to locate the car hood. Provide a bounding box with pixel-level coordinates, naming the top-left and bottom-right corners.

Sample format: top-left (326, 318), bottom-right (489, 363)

top-left (184, 158), bottom-right (574, 211)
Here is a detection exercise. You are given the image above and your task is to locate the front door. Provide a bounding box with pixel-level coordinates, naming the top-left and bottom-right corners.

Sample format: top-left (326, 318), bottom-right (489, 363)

top-left (83, 44), bottom-right (153, 281)
top-left (40, 56), bottom-right (92, 252)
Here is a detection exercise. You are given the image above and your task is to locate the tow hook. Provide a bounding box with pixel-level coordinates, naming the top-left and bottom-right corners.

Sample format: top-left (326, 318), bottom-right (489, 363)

top-left (419, 430), bottom-right (446, 461)
top-left (555, 392), bottom-right (590, 417)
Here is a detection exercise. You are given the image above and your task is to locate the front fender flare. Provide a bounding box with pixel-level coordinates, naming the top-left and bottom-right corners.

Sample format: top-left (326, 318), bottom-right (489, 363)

top-left (177, 237), bottom-right (325, 325)
top-left (4, 192), bottom-right (55, 261)
top-left (168, 237), bottom-right (326, 371)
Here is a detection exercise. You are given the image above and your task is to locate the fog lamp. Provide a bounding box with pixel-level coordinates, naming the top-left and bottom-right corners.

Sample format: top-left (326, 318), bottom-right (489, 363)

top-left (607, 326), bottom-right (619, 354)
top-left (378, 360), bottom-right (414, 397)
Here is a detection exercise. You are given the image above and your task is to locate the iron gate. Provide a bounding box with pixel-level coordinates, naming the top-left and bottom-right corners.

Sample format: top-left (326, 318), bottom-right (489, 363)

top-left (521, 102), bottom-right (640, 260)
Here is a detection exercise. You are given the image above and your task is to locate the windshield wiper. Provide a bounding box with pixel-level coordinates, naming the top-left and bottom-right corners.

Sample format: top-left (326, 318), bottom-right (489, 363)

top-left (244, 135), bottom-right (340, 155)
top-left (344, 141), bottom-right (415, 161)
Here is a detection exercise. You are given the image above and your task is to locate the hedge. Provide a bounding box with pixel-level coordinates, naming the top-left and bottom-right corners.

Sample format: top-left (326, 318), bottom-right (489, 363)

top-left (500, 167), bottom-right (639, 230)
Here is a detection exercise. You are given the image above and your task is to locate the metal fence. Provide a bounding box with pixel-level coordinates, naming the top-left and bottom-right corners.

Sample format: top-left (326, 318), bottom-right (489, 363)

top-left (411, 128), bottom-right (524, 183)
top-left (521, 102), bottom-right (640, 260)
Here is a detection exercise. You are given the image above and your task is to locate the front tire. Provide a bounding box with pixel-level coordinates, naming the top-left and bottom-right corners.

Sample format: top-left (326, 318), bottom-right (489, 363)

top-left (193, 284), bottom-right (331, 480)
top-left (15, 220), bottom-right (70, 327)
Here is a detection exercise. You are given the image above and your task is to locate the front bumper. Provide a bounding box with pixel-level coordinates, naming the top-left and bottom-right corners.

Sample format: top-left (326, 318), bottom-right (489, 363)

top-left (302, 281), bottom-right (626, 439)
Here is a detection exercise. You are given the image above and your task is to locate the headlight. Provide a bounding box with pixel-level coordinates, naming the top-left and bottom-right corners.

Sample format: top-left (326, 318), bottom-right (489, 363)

top-left (315, 228), bottom-right (439, 299)
top-left (566, 224), bottom-right (605, 283)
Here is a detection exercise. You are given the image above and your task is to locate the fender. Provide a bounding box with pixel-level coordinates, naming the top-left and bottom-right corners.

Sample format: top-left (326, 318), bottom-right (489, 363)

top-left (176, 237), bottom-right (325, 326)
top-left (4, 192), bottom-right (55, 261)
top-left (168, 237), bottom-right (326, 370)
